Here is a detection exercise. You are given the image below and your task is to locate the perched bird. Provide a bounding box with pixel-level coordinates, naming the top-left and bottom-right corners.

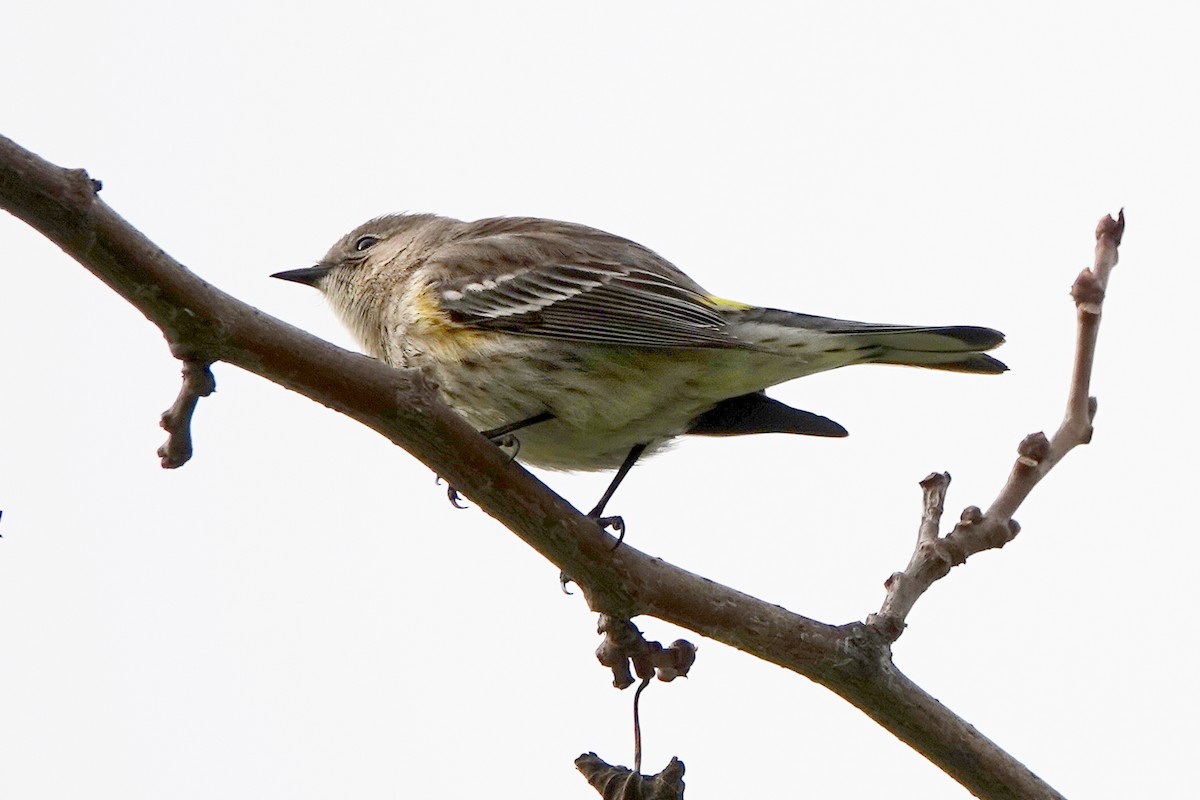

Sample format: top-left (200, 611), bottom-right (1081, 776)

top-left (273, 214), bottom-right (1005, 525)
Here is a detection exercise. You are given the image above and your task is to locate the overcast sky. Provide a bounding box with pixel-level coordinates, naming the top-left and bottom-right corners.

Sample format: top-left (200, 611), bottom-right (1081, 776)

top-left (2, 2), bottom-right (1196, 798)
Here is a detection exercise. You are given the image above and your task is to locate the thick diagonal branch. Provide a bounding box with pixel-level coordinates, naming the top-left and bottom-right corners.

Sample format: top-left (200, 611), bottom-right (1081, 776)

top-left (1, 133), bottom-right (1069, 800)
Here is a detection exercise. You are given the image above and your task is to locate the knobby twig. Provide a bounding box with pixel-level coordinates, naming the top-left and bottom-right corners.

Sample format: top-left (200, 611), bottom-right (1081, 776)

top-left (595, 615), bottom-right (696, 690)
top-left (869, 211), bottom-right (1124, 641)
top-left (157, 354), bottom-right (216, 468)
top-left (593, 615), bottom-right (697, 780)
top-left (1, 133), bottom-right (1107, 800)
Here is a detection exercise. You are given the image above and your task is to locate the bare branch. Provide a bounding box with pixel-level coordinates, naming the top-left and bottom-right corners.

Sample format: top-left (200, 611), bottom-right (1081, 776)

top-left (988, 210), bottom-right (1122, 520)
top-left (869, 472), bottom-right (953, 641)
top-left (869, 210), bottom-right (1124, 640)
top-left (0, 133), bottom-right (1078, 800)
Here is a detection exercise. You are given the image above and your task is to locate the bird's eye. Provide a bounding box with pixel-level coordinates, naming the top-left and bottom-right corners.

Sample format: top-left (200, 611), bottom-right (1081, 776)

top-left (354, 235), bottom-right (380, 252)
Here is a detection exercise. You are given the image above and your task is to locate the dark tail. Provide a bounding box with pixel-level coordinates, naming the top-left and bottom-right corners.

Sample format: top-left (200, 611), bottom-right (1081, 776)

top-left (767, 309), bottom-right (1007, 373)
top-left (851, 325), bottom-right (1007, 373)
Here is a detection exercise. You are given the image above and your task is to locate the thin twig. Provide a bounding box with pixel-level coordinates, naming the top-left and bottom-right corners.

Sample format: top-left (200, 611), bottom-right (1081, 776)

top-left (157, 358), bottom-right (216, 468)
top-left (868, 210), bottom-right (1124, 641)
top-left (633, 676), bottom-right (651, 776)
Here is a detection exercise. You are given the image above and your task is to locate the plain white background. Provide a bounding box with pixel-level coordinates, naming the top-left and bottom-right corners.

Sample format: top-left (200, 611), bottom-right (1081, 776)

top-left (2, 3), bottom-right (1195, 797)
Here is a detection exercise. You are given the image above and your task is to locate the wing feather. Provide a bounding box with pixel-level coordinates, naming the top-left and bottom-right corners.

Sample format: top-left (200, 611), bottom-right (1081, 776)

top-left (429, 220), bottom-right (741, 349)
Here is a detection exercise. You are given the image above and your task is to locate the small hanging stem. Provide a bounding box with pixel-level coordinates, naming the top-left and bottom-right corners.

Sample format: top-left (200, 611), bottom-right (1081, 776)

top-left (632, 676), bottom-right (652, 775)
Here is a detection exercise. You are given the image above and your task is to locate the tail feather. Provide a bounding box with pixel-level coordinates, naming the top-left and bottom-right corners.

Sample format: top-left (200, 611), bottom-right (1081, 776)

top-left (845, 325), bottom-right (1007, 373)
top-left (873, 349), bottom-right (1008, 374)
top-left (732, 308), bottom-right (1008, 373)
top-left (830, 324), bottom-right (1006, 352)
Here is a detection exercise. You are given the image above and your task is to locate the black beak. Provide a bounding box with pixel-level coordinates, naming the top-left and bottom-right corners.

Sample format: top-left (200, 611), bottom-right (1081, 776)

top-left (271, 265), bottom-right (333, 287)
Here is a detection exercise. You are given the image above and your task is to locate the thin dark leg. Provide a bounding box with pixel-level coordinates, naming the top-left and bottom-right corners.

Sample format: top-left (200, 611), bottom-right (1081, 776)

top-left (588, 443), bottom-right (647, 519)
top-left (442, 411), bottom-right (555, 509)
top-left (481, 410), bottom-right (554, 441)
top-left (560, 443), bottom-right (647, 584)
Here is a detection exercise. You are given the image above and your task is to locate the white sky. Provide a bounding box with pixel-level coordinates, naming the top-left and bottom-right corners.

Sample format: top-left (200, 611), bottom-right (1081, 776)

top-left (2, 2), bottom-right (1195, 798)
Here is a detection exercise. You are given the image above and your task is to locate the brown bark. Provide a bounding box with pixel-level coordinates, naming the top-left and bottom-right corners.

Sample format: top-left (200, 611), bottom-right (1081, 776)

top-left (3, 133), bottom-right (1121, 799)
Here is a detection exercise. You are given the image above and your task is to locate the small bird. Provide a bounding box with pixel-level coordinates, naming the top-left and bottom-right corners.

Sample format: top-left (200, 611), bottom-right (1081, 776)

top-left (273, 214), bottom-right (1005, 526)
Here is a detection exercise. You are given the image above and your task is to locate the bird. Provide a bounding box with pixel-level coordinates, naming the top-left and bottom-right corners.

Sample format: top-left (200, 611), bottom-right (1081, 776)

top-left (272, 213), bottom-right (1005, 528)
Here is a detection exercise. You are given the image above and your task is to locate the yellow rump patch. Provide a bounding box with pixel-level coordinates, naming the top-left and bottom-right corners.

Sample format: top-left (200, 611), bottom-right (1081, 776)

top-left (704, 295), bottom-right (754, 310)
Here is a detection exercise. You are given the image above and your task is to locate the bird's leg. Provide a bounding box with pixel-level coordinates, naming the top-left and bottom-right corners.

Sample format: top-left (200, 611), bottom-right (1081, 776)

top-left (442, 410), bottom-right (555, 508)
top-left (587, 443), bottom-right (647, 546)
top-left (558, 443), bottom-right (648, 586)
top-left (482, 410), bottom-right (556, 441)
top-left (481, 410), bottom-right (556, 454)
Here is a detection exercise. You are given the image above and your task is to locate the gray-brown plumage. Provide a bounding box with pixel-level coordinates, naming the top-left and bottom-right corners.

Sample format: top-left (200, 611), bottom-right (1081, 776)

top-left (274, 213), bottom-right (1005, 515)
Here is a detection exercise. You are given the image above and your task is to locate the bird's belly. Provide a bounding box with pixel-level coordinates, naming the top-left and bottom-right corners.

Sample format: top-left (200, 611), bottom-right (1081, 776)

top-left (426, 340), bottom-right (794, 471)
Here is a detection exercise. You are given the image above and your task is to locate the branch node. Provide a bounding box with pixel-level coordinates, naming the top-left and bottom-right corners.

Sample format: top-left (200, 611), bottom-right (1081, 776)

top-left (935, 535), bottom-right (970, 567)
top-left (1016, 432), bottom-right (1051, 468)
top-left (657, 640), bottom-right (698, 682)
top-left (63, 167), bottom-right (102, 200)
top-left (1071, 268), bottom-right (1105, 314)
top-left (959, 505), bottom-right (983, 525)
top-left (864, 612), bottom-right (905, 642)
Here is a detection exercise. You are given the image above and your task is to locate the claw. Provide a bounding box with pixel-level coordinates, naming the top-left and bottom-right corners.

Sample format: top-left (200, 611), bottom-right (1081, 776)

top-left (489, 432), bottom-right (521, 462)
top-left (595, 515), bottom-right (626, 549)
top-left (559, 571), bottom-right (575, 595)
top-left (435, 475), bottom-right (469, 509)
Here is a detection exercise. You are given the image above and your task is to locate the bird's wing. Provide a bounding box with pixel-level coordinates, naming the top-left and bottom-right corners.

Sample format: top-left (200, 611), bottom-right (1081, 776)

top-left (425, 218), bottom-right (743, 349)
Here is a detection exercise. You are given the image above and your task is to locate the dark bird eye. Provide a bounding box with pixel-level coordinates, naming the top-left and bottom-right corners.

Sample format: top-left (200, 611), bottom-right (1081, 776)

top-left (354, 235), bottom-right (380, 252)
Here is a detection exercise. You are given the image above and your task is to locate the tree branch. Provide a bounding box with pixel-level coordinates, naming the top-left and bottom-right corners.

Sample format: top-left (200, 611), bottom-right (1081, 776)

top-left (869, 211), bottom-right (1123, 641)
top-left (1, 132), bottom-right (1101, 800)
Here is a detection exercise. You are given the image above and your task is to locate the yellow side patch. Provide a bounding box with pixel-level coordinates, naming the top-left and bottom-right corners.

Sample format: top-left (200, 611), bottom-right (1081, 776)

top-left (409, 286), bottom-right (496, 361)
top-left (704, 295), bottom-right (754, 310)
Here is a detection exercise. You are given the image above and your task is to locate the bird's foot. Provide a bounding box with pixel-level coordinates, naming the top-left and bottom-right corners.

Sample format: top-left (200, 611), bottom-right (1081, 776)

top-left (588, 512), bottom-right (626, 549)
top-left (487, 432), bottom-right (521, 462)
top-left (480, 411), bottom-right (554, 463)
top-left (435, 475), bottom-right (469, 509)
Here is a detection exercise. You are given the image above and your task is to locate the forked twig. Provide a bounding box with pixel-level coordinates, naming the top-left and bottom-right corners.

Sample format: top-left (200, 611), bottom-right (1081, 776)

top-left (868, 210), bottom-right (1125, 640)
